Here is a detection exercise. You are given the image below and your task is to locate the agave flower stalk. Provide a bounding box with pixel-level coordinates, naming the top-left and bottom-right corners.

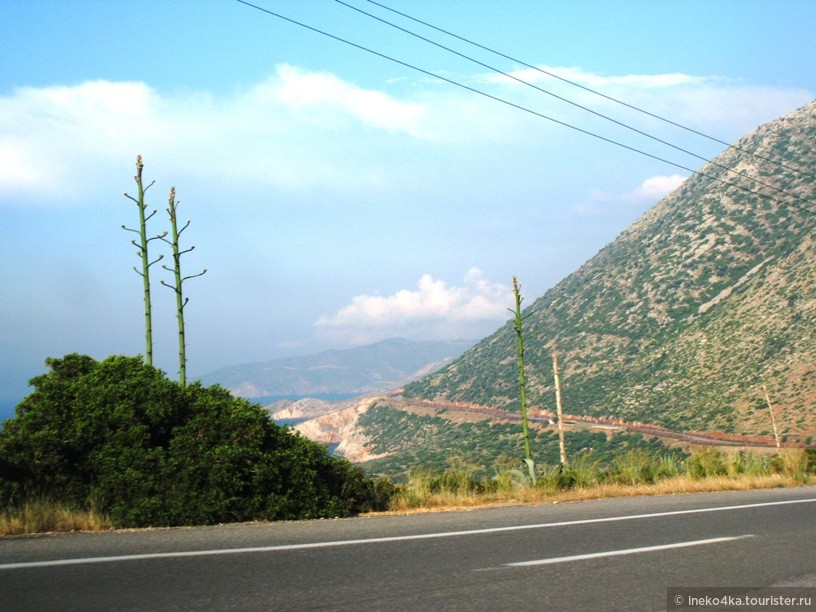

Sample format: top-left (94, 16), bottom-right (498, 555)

top-left (122, 156), bottom-right (166, 366)
top-left (511, 276), bottom-right (536, 483)
top-left (160, 187), bottom-right (206, 386)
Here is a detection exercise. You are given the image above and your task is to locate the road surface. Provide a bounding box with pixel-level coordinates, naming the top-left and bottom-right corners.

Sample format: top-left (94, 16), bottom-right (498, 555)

top-left (2, 486), bottom-right (815, 610)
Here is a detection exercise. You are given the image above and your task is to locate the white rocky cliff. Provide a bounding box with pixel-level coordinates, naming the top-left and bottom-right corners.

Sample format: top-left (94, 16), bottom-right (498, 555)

top-left (293, 398), bottom-right (387, 463)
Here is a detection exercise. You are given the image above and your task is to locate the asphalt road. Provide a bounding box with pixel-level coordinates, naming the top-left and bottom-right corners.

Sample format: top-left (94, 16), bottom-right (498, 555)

top-left (2, 486), bottom-right (815, 611)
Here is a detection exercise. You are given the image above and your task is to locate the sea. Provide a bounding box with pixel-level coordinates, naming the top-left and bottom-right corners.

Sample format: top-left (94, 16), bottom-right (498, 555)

top-left (247, 394), bottom-right (357, 457)
top-left (250, 393), bottom-right (360, 406)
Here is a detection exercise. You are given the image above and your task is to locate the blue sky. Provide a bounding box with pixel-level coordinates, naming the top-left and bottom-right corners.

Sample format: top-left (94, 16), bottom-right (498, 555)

top-left (1, 1), bottom-right (814, 417)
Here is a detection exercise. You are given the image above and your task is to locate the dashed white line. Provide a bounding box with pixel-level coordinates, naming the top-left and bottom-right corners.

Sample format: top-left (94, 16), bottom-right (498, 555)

top-left (501, 535), bottom-right (754, 568)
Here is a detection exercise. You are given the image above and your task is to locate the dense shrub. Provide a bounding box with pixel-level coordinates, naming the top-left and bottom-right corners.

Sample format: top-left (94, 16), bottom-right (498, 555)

top-left (0, 354), bottom-right (387, 527)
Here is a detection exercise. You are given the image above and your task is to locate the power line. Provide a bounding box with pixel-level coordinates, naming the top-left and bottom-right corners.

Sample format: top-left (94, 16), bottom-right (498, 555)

top-left (232, 0), bottom-right (813, 215)
top-left (364, 0), bottom-right (816, 183)
top-left (335, 0), bottom-right (811, 208)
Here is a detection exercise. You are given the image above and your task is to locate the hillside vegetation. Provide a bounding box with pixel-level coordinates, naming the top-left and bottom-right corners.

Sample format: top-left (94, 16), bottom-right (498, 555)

top-left (358, 402), bottom-right (680, 478)
top-left (406, 101), bottom-right (816, 441)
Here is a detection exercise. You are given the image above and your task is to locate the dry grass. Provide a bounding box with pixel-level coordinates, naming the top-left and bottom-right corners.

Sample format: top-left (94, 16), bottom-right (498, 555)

top-left (0, 500), bottom-right (114, 537)
top-left (380, 473), bottom-right (813, 514)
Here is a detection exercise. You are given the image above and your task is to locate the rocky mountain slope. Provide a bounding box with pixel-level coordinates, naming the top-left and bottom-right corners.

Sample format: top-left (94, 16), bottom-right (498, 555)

top-left (199, 338), bottom-right (473, 398)
top-left (267, 398), bottom-right (348, 421)
top-left (405, 101), bottom-right (816, 442)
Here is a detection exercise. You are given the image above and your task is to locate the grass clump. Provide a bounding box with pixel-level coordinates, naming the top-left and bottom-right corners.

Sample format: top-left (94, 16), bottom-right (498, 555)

top-left (0, 499), bottom-right (113, 536)
top-left (779, 448), bottom-right (810, 484)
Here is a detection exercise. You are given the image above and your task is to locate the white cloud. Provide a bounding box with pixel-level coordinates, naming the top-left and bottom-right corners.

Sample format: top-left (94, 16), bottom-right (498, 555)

top-left (480, 65), bottom-right (812, 134)
top-left (0, 80), bottom-right (158, 198)
top-left (314, 269), bottom-right (510, 344)
top-left (628, 174), bottom-right (686, 201)
top-left (0, 142), bottom-right (43, 191)
top-left (0, 64), bottom-right (810, 208)
top-left (0, 66), bottom-right (432, 203)
top-left (487, 65), bottom-right (713, 90)
top-left (272, 64), bottom-right (427, 136)
top-left (572, 174), bottom-right (687, 217)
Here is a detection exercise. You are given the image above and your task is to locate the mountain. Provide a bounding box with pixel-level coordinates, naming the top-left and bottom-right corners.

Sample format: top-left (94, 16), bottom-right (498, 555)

top-left (405, 101), bottom-right (816, 442)
top-left (199, 338), bottom-right (474, 398)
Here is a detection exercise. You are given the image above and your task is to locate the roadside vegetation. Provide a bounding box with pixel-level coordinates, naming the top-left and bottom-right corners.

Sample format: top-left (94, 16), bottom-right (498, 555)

top-left (0, 354), bottom-right (389, 536)
top-left (384, 447), bottom-right (815, 512)
top-left (3, 426), bottom-right (812, 535)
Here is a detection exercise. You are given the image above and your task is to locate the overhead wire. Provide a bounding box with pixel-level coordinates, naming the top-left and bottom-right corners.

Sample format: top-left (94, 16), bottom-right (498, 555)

top-left (335, 0), bottom-right (811, 208)
top-left (364, 0), bottom-right (816, 183)
top-left (232, 0), bottom-right (813, 215)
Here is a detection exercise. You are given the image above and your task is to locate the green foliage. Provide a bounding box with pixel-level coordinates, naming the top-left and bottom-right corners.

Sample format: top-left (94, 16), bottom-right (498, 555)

top-left (388, 445), bottom-right (805, 509)
top-left (397, 457), bottom-right (486, 505)
top-left (541, 453), bottom-right (602, 490)
top-left (490, 454), bottom-right (530, 493)
top-left (0, 354), bottom-right (385, 527)
top-left (608, 449), bottom-right (658, 485)
top-left (685, 448), bottom-right (729, 480)
top-left (359, 403), bottom-right (685, 480)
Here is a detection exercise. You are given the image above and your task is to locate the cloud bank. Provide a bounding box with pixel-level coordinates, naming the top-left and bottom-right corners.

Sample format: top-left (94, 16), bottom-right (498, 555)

top-left (315, 269), bottom-right (510, 344)
top-left (0, 65), bottom-right (431, 203)
top-left (483, 65), bottom-right (811, 133)
top-left (0, 63), bottom-right (810, 207)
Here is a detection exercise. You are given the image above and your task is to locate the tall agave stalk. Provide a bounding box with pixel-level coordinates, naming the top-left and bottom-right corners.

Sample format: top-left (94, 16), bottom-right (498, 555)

top-left (122, 156), bottom-right (165, 366)
top-left (511, 276), bottom-right (536, 483)
top-left (160, 187), bottom-right (206, 386)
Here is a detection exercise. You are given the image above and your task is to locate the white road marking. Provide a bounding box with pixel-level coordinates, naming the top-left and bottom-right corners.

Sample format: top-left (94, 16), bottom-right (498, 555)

top-left (1, 497), bottom-right (812, 570)
top-left (502, 535), bottom-right (753, 567)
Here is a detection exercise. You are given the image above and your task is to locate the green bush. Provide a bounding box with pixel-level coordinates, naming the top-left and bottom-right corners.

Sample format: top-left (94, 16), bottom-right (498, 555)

top-left (608, 449), bottom-right (656, 485)
top-left (685, 448), bottom-right (728, 479)
top-left (0, 354), bottom-right (387, 527)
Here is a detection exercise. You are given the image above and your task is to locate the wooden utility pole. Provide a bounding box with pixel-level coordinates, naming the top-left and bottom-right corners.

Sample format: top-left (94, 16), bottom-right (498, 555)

top-left (552, 353), bottom-right (568, 466)
top-left (763, 384), bottom-right (782, 453)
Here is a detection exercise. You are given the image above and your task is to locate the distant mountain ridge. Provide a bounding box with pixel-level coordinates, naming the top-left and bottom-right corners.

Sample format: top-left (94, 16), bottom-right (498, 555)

top-left (405, 101), bottom-right (816, 441)
top-left (199, 338), bottom-right (474, 398)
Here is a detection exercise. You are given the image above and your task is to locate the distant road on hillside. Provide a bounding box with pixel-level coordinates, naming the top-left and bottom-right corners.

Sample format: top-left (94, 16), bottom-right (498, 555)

top-left (3, 487), bottom-right (815, 610)
top-left (390, 396), bottom-right (785, 449)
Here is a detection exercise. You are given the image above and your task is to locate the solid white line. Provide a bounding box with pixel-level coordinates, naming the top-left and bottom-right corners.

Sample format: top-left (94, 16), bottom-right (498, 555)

top-left (503, 535), bottom-right (753, 567)
top-left (1, 497), bottom-right (812, 570)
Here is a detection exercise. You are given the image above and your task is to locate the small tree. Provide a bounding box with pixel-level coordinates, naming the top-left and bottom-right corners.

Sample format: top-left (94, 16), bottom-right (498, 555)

top-left (122, 156), bottom-right (166, 366)
top-left (160, 187), bottom-right (206, 386)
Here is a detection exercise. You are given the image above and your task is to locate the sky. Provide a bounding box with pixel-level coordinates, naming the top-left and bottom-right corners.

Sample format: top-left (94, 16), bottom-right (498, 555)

top-left (1, 0), bottom-right (815, 418)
